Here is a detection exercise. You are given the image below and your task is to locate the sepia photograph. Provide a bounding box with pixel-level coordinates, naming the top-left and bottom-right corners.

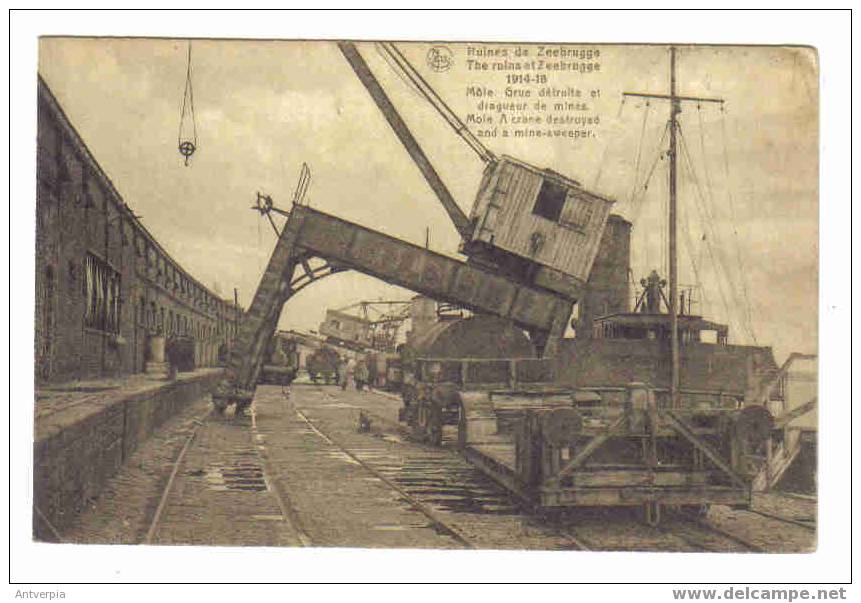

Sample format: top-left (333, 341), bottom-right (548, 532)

top-left (10, 7), bottom-right (852, 593)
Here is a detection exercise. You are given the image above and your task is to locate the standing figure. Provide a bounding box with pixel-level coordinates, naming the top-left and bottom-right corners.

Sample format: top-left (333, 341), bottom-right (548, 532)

top-left (345, 356), bottom-right (357, 390)
top-left (338, 356), bottom-right (350, 390)
top-left (355, 358), bottom-right (369, 391)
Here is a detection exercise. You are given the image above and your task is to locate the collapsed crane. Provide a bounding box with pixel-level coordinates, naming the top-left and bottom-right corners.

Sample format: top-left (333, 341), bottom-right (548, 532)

top-left (207, 42), bottom-right (781, 526)
top-left (213, 42), bottom-right (613, 412)
top-left (319, 300), bottom-right (412, 352)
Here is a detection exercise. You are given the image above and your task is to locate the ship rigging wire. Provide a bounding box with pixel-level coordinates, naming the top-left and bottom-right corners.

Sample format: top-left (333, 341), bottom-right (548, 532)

top-left (716, 106), bottom-right (759, 343)
top-left (678, 124), bottom-right (757, 343)
top-left (677, 133), bottom-right (738, 339)
top-left (627, 100), bottom-right (652, 205)
top-left (621, 97), bottom-right (759, 344)
top-left (627, 120), bottom-right (670, 271)
top-left (591, 97), bottom-right (628, 189)
top-left (694, 107), bottom-right (756, 340)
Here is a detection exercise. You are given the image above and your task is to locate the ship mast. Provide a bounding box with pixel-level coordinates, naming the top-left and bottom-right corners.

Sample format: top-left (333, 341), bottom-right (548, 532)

top-left (623, 46), bottom-right (724, 408)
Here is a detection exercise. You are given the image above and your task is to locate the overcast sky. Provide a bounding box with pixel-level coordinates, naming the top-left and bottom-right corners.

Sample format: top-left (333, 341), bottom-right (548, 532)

top-left (38, 39), bottom-right (818, 362)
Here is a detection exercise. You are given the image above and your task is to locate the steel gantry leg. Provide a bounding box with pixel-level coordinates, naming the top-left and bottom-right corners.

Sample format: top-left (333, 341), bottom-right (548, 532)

top-left (212, 210), bottom-right (307, 412)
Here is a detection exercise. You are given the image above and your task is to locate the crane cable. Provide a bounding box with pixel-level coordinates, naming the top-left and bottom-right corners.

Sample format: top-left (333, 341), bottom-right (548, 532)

top-left (591, 97), bottom-right (627, 189)
top-left (178, 42), bottom-right (198, 166)
top-left (377, 42), bottom-right (497, 164)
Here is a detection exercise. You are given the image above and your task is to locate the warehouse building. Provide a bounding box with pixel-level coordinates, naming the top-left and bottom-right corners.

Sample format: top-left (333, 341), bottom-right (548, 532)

top-left (35, 76), bottom-right (242, 384)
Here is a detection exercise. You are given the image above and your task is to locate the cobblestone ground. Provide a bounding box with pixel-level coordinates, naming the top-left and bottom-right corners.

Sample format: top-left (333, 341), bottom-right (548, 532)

top-left (63, 394), bottom-right (212, 544)
top-left (706, 504), bottom-right (816, 552)
top-left (63, 383), bottom-right (817, 552)
top-left (264, 386), bottom-right (724, 551)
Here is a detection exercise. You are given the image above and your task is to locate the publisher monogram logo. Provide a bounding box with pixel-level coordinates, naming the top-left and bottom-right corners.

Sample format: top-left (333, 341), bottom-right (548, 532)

top-left (426, 46), bottom-right (453, 72)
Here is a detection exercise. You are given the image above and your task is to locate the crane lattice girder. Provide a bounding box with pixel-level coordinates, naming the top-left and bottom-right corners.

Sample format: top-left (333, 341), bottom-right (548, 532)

top-left (213, 204), bottom-right (575, 406)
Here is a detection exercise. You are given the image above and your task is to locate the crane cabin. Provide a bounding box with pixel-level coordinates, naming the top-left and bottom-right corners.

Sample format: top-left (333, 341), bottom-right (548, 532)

top-left (337, 42), bottom-right (614, 302)
top-left (319, 309), bottom-right (373, 349)
top-left (462, 155), bottom-right (614, 299)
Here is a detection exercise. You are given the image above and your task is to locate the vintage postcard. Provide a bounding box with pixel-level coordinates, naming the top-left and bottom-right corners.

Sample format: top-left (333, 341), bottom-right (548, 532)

top-left (32, 37), bottom-right (818, 558)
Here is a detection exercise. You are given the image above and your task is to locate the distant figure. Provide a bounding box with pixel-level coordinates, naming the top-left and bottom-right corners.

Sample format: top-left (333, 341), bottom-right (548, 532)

top-left (355, 358), bottom-right (369, 391)
top-left (366, 355), bottom-right (378, 388)
top-left (338, 357), bottom-right (350, 390)
top-left (345, 357), bottom-right (357, 390)
top-left (164, 338), bottom-right (179, 381)
top-left (640, 270), bottom-right (667, 314)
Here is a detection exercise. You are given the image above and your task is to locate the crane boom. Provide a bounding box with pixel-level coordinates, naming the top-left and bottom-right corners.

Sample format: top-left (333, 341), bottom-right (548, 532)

top-left (337, 41), bottom-right (473, 239)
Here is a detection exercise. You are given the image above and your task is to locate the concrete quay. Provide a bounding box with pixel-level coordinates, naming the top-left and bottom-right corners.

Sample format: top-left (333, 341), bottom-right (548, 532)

top-left (33, 368), bottom-right (223, 540)
top-left (58, 383), bottom-right (816, 552)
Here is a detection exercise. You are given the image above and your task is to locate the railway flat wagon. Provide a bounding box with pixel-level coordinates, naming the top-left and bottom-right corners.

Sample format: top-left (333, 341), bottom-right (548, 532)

top-left (401, 314), bottom-right (774, 523)
top-left (410, 354), bottom-right (772, 523)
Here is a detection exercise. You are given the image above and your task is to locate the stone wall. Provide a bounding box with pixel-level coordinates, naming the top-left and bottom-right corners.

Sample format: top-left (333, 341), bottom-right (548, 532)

top-left (32, 370), bottom-right (223, 540)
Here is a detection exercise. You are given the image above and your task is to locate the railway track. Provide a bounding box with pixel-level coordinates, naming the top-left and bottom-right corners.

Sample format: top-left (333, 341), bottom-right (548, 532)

top-left (137, 385), bottom-right (813, 552)
top-left (294, 407), bottom-right (478, 549)
top-left (307, 386), bottom-right (818, 553)
top-left (305, 386), bottom-right (762, 552)
top-left (689, 520), bottom-right (766, 553)
top-left (142, 405), bottom-right (310, 546)
top-left (142, 411), bottom-right (205, 544)
top-left (301, 386), bottom-right (592, 550)
top-left (745, 508), bottom-right (816, 531)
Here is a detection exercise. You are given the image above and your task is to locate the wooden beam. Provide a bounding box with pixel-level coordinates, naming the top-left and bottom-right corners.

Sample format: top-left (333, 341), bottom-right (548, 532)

top-left (662, 409), bottom-right (748, 489)
top-left (622, 91), bottom-right (724, 104)
top-left (553, 413), bottom-right (629, 482)
top-left (775, 396), bottom-right (817, 429)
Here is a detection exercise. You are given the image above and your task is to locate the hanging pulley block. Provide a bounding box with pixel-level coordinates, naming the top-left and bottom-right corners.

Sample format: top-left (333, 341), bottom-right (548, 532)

top-left (177, 41), bottom-right (198, 166)
top-left (178, 140), bottom-right (196, 163)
